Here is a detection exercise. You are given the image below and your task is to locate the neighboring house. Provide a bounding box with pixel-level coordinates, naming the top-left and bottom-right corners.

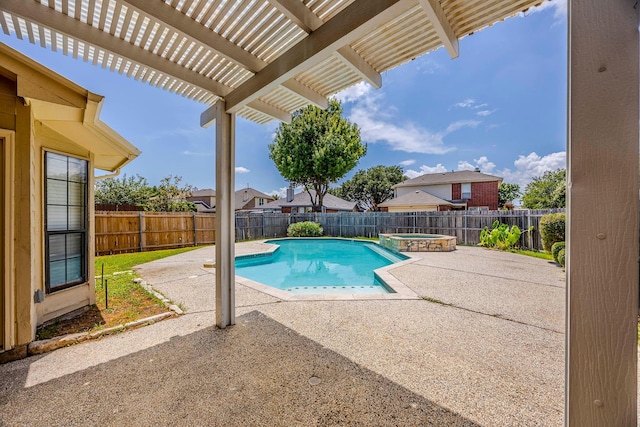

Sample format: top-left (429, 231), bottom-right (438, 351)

top-left (235, 188), bottom-right (274, 211)
top-left (381, 169), bottom-right (503, 212)
top-left (0, 43), bottom-right (140, 360)
top-left (378, 190), bottom-right (453, 212)
top-left (188, 188), bottom-right (216, 212)
top-left (258, 190), bottom-right (357, 213)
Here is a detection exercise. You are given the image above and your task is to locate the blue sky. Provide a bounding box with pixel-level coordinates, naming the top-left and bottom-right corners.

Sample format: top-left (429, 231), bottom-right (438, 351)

top-left (0, 0), bottom-right (567, 198)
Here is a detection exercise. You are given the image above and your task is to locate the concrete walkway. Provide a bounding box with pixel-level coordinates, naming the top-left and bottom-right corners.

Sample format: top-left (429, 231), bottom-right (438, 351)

top-left (0, 244), bottom-right (566, 426)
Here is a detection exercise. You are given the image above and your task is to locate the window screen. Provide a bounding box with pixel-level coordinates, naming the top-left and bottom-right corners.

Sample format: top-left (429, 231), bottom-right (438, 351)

top-left (461, 183), bottom-right (471, 199)
top-left (45, 152), bottom-right (88, 292)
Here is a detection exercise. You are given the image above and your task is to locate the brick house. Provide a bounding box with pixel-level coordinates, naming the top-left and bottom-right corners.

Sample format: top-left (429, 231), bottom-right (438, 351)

top-left (380, 169), bottom-right (502, 212)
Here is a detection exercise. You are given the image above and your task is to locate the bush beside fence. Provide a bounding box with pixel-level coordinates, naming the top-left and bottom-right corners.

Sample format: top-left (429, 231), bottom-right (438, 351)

top-left (234, 209), bottom-right (564, 252)
top-left (95, 209), bottom-right (563, 255)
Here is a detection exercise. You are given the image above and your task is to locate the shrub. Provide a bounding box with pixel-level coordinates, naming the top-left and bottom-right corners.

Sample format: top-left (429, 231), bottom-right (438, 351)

top-left (287, 221), bottom-right (323, 237)
top-left (540, 212), bottom-right (565, 252)
top-left (557, 248), bottom-right (566, 267)
top-left (551, 241), bottom-right (566, 263)
top-left (479, 220), bottom-right (521, 250)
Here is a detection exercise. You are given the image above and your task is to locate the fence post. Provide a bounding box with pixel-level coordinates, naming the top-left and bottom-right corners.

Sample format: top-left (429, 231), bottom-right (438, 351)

top-left (464, 211), bottom-right (468, 245)
top-left (139, 212), bottom-right (144, 252)
top-left (193, 212), bottom-right (197, 246)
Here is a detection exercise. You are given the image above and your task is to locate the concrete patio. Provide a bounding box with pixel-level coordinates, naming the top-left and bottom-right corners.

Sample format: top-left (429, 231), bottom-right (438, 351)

top-left (0, 243), bottom-right (566, 426)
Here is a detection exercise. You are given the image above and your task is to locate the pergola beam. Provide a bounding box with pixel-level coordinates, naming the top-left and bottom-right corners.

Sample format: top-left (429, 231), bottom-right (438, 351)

top-left (2, 0), bottom-right (232, 96)
top-left (225, 0), bottom-right (410, 113)
top-left (335, 46), bottom-right (382, 89)
top-left (124, 0), bottom-right (267, 72)
top-left (281, 80), bottom-right (328, 109)
top-left (129, 0), bottom-right (326, 117)
top-left (247, 100), bottom-right (292, 123)
top-left (268, 0), bottom-right (323, 33)
top-left (269, 0), bottom-right (382, 95)
top-left (418, 0), bottom-right (459, 59)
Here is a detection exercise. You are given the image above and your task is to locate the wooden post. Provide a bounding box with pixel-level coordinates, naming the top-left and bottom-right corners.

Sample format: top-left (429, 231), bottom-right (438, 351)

top-left (193, 212), bottom-right (197, 246)
top-left (566, 1), bottom-right (638, 425)
top-left (216, 100), bottom-right (236, 328)
top-left (201, 100), bottom-right (235, 329)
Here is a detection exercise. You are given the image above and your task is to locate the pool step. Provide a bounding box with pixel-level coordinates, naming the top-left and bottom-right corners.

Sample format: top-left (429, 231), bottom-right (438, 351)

top-left (287, 285), bottom-right (388, 295)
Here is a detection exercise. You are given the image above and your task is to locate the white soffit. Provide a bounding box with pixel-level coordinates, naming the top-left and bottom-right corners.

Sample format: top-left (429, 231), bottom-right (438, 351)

top-left (0, 0), bottom-right (545, 124)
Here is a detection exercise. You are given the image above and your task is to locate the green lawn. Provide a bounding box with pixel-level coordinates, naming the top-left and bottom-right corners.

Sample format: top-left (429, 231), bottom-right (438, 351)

top-left (37, 246), bottom-right (202, 340)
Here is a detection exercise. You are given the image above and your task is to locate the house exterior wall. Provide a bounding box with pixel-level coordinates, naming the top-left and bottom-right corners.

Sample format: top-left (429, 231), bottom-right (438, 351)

top-left (7, 100), bottom-right (99, 353)
top-left (386, 205), bottom-right (438, 213)
top-left (452, 183), bottom-right (461, 200)
top-left (34, 122), bottom-right (96, 325)
top-left (189, 195), bottom-right (215, 207)
top-left (468, 181), bottom-right (499, 210)
top-left (396, 183), bottom-right (451, 200)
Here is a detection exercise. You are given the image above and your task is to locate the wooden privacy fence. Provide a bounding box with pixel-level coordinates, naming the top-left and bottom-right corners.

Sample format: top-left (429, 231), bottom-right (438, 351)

top-left (95, 211), bottom-right (216, 255)
top-left (95, 209), bottom-right (564, 255)
top-left (234, 209), bottom-right (565, 251)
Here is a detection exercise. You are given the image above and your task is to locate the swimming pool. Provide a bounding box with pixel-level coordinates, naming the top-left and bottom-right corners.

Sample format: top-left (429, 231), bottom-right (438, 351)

top-left (235, 238), bottom-right (408, 295)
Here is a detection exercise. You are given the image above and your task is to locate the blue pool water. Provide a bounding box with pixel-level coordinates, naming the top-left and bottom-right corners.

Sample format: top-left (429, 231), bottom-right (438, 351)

top-left (235, 239), bottom-right (407, 295)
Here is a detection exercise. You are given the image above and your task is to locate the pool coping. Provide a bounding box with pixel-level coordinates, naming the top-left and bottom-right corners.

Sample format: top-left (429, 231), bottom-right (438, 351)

top-left (233, 238), bottom-right (421, 302)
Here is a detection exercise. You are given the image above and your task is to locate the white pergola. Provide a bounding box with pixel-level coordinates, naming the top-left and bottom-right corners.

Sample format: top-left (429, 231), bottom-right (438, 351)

top-left (1, 1), bottom-right (636, 425)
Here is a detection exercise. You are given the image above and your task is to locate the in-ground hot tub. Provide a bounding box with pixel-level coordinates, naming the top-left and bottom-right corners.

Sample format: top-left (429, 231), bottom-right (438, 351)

top-left (379, 233), bottom-right (456, 252)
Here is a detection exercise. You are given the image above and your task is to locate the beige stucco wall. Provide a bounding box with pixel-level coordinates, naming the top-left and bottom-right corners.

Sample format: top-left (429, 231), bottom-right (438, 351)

top-left (396, 184), bottom-right (451, 200)
top-left (34, 122), bottom-right (96, 324)
top-left (387, 205), bottom-right (438, 213)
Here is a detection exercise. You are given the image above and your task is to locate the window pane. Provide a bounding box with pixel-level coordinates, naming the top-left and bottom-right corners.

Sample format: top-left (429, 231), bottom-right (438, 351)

top-left (68, 182), bottom-right (85, 206)
top-left (45, 152), bottom-right (88, 291)
top-left (46, 153), bottom-right (67, 180)
top-left (66, 257), bottom-right (82, 282)
top-left (68, 158), bottom-right (87, 183)
top-left (47, 179), bottom-right (67, 205)
top-left (49, 260), bottom-right (66, 288)
top-left (68, 207), bottom-right (84, 230)
top-left (47, 206), bottom-right (68, 231)
top-left (49, 235), bottom-right (66, 261)
top-left (66, 233), bottom-right (82, 257)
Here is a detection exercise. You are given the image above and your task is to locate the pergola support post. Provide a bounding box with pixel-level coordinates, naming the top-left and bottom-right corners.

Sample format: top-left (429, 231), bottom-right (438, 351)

top-left (212, 100), bottom-right (236, 328)
top-left (566, 1), bottom-right (638, 425)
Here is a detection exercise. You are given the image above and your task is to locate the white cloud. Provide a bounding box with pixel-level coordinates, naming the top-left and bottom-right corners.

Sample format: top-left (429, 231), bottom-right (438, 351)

top-left (348, 91), bottom-right (476, 154)
top-left (476, 109), bottom-right (497, 117)
top-left (457, 156), bottom-right (497, 173)
top-left (405, 164), bottom-right (448, 178)
top-left (335, 82), bottom-right (373, 104)
top-left (235, 166), bottom-right (250, 174)
top-left (445, 120), bottom-right (481, 133)
top-left (399, 159), bottom-right (416, 166)
top-left (492, 151), bottom-right (566, 187)
top-left (454, 152), bottom-right (565, 188)
top-left (453, 98), bottom-right (476, 108)
top-left (522, 0), bottom-right (567, 24)
top-left (402, 152), bottom-right (565, 187)
top-left (269, 187), bottom-right (289, 199)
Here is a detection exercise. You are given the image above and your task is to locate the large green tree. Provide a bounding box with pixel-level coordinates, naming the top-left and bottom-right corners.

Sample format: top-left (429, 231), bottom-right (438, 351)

top-left (95, 174), bottom-right (195, 211)
top-left (146, 175), bottom-right (196, 212)
top-left (498, 182), bottom-right (522, 208)
top-left (269, 99), bottom-right (365, 212)
top-left (521, 169), bottom-right (566, 209)
top-left (95, 173), bottom-right (152, 206)
top-left (332, 165), bottom-right (406, 211)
